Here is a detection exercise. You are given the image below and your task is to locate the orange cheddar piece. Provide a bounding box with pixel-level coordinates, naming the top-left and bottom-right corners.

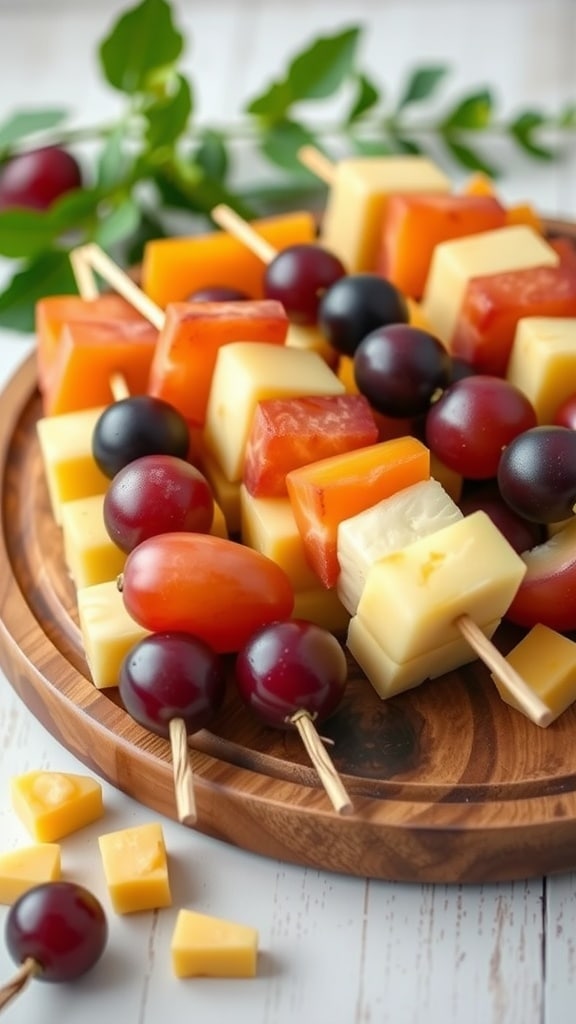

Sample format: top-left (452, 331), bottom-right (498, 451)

top-left (378, 193), bottom-right (506, 299)
top-left (11, 771), bottom-right (104, 842)
top-left (142, 211), bottom-right (317, 308)
top-left (148, 300), bottom-right (288, 427)
top-left (43, 319), bottom-right (158, 416)
top-left (286, 436), bottom-right (430, 588)
top-left (36, 293), bottom-right (146, 399)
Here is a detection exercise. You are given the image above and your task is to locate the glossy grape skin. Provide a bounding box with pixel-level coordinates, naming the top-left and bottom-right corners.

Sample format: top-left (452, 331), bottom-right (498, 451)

top-left (235, 619), bottom-right (348, 729)
top-left (5, 882), bottom-right (107, 983)
top-left (458, 482), bottom-right (544, 553)
top-left (103, 454), bottom-right (214, 553)
top-left (425, 375), bottom-right (537, 479)
top-left (554, 393), bottom-right (576, 430)
top-left (92, 396), bottom-right (190, 478)
top-left (263, 243), bottom-right (346, 325)
top-left (188, 285), bottom-right (250, 302)
top-left (0, 146), bottom-right (82, 211)
top-left (119, 633), bottom-right (226, 738)
top-left (318, 274), bottom-right (409, 356)
top-left (354, 324), bottom-right (452, 417)
top-left (497, 426), bottom-right (576, 523)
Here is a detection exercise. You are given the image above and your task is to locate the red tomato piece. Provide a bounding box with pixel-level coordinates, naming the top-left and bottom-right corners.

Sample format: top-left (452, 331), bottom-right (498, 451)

top-left (451, 249), bottom-right (576, 377)
top-left (121, 532), bottom-right (294, 652)
top-left (243, 393), bottom-right (379, 498)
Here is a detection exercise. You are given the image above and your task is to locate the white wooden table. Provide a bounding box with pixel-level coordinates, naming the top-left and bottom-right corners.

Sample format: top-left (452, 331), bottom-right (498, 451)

top-left (1, 2), bottom-right (576, 1022)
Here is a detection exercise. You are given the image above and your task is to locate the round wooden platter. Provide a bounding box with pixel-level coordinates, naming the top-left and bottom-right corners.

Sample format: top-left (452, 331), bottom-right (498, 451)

top-left (3, 355), bottom-right (576, 886)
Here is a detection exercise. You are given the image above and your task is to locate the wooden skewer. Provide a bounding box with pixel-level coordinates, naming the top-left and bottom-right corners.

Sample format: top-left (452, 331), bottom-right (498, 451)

top-left (456, 614), bottom-right (553, 728)
top-left (69, 245), bottom-right (198, 824)
top-left (297, 145), bottom-right (336, 186)
top-left (289, 710), bottom-right (353, 815)
top-left (211, 204), bottom-right (278, 265)
top-left (72, 243), bottom-right (166, 330)
top-left (0, 957), bottom-right (39, 1011)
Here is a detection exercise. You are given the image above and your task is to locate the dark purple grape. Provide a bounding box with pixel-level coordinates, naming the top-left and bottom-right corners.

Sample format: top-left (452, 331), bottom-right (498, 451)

top-left (235, 619), bottom-right (348, 729)
top-left (458, 481), bottom-right (544, 553)
top-left (188, 286), bottom-right (250, 302)
top-left (264, 243), bottom-right (346, 325)
top-left (92, 396), bottom-right (189, 478)
top-left (6, 882), bottom-right (107, 983)
top-left (497, 425), bottom-right (576, 523)
top-left (353, 324), bottom-right (451, 417)
top-left (318, 273), bottom-right (409, 356)
top-left (0, 146), bottom-right (82, 211)
top-left (103, 454), bottom-right (214, 553)
top-left (119, 632), bottom-right (226, 738)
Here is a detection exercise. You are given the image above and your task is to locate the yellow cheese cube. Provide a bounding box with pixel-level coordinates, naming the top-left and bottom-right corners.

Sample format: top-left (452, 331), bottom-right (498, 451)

top-left (77, 579), bottom-right (149, 689)
top-left (347, 614), bottom-right (500, 699)
top-left (61, 493), bottom-right (126, 588)
top-left (98, 823), bottom-right (171, 914)
top-left (210, 501), bottom-right (229, 539)
top-left (203, 342), bottom-right (345, 482)
top-left (356, 511), bottom-right (526, 663)
top-left (507, 317), bottom-right (576, 424)
top-left (240, 486), bottom-right (319, 590)
top-left (422, 226), bottom-right (558, 345)
top-left (337, 479), bottom-right (463, 615)
top-left (492, 624), bottom-right (576, 725)
top-left (320, 156), bottom-right (451, 272)
top-left (199, 450), bottom-right (241, 534)
top-left (292, 587), bottom-right (350, 633)
top-left (11, 771), bottom-right (104, 842)
top-left (36, 406), bottom-right (109, 524)
top-left (0, 844), bottom-right (61, 905)
top-left (171, 908), bottom-right (258, 978)
top-left (285, 322), bottom-right (337, 365)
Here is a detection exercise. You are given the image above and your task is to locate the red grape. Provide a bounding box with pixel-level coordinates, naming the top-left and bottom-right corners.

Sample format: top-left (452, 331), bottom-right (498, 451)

top-left (119, 633), bottom-right (226, 738)
top-left (235, 619), bottom-right (348, 729)
top-left (5, 882), bottom-right (107, 983)
top-left (354, 324), bottom-right (451, 417)
top-left (497, 425), bottom-right (576, 523)
top-left (0, 146), bottom-right (82, 211)
top-left (93, 396), bottom-right (190, 478)
top-left (103, 454), bottom-right (214, 553)
top-left (264, 243), bottom-right (346, 325)
top-left (188, 286), bottom-right (250, 302)
top-left (425, 375), bottom-right (537, 479)
top-left (318, 273), bottom-right (409, 356)
top-left (554, 393), bottom-right (576, 430)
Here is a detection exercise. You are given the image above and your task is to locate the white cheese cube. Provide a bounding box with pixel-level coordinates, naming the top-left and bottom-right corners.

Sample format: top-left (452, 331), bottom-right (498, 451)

top-left (77, 580), bottom-right (149, 689)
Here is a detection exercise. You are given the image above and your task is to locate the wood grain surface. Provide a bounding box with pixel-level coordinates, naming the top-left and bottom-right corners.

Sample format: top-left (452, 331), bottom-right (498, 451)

top-left (2, 350), bottom-right (576, 885)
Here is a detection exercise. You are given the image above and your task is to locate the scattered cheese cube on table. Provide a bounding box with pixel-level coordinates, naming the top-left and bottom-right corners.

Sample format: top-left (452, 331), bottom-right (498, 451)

top-left (98, 822), bottom-right (171, 914)
top-left (171, 908), bottom-right (258, 978)
top-left (0, 844), bottom-right (61, 904)
top-left (11, 771), bottom-right (103, 841)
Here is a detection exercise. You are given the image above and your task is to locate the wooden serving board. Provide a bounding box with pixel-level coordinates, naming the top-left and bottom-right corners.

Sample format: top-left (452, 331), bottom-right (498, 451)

top-left (3, 350), bottom-right (576, 885)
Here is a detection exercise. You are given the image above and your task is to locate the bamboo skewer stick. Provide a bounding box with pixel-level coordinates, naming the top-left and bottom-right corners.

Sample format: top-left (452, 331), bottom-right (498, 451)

top-left (289, 710), bottom-right (353, 815)
top-left (297, 145), bottom-right (336, 185)
top-left (72, 243), bottom-right (166, 330)
top-left (0, 957), bottom-right (39, 1011)
top-left (211, 204), bottom-right (278, 264)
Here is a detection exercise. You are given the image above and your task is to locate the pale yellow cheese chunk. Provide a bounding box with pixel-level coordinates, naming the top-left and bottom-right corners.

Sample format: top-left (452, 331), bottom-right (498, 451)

top-left (77, 579), bottom-right (149, 689)
top-left (337, 479), bottom-right (463, 615)
top-left (492, 624), bottom-right (576, 725)
top-left (11, 771), bottom-right (104, 842)
top-left (61, 493), bottom-right (126, 588)
top-left (292, 587), bottom-right (350, 633)
top-left (98, 822), bottom-right (171, 914)
top-left (507, 317), bottom-right (576, 424)
top-left (240, 486), bottom-right (319, 590)
top-left (422, 226), bottom-right (559, 346)
top-left (356, 511), bottom-right (526, 663)
top-left (347, 614), bottom-right (500, 699)
top-left (285, 322), bottom-right (337, 365)
top-left (203, 342), bottom-right (345, 482)
top-left (0, 844), bottom-right (61, 905)
top-left (199, 449), bottom-right (241, 534)
top-left (171, 908), bottom-right (258, 978)
top-left (36, 406), bottom-right (109, 524)
top-left (320, 156), bottom-right (451, 272)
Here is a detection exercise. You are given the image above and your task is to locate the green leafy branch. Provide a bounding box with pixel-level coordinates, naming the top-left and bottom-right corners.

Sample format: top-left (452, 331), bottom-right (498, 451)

top-left (0, 0), bottom-right (574, 331)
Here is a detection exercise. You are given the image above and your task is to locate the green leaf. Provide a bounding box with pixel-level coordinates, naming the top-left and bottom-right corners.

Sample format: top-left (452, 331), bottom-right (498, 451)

top-left (0, 250), bottom-right (77, 332)
top-left (346, 73), bottom-right (380, 124)
top-left (96, 127), bottom-right (130, 189)
top-left (443, 137), bottom-right (499, 177)
top-left (125, 210), bottom-right (166, 265)
top-left (0, 208), bottom-right (59, 258)
top-left (558, 102), bottom-right (576, 129)
top-left (349, 137), bottom-right (394, 157)
top-left (94, 197), bottom-right (141, 249)
top-left (288, 26), bottom-right (360, 101)
top-left (194, 129), bottom-right (229, 182)
top-left (259, 120), bottom-right (319, 176)
top-left (99, 0), bottom-right (184, 95)
top-left (509, 111), bottom-right (556, 160)
top-left (387, 133), bottom-right (422, 155)
top-left (441, 89), bottom-right (494, 131)
top-left (47, 186), bottom-right (105, 232)
top-left (245, 81), bottom-right (293, 120)
top-left (0, 109), bottom-right (68, 149)
top-left (144, 74), bottom-right (193, 148)
top-left (396, 66), bottom-right (449, 111)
